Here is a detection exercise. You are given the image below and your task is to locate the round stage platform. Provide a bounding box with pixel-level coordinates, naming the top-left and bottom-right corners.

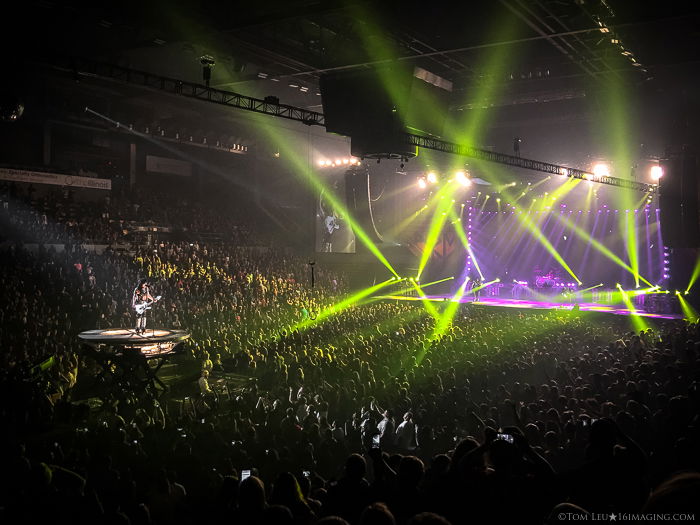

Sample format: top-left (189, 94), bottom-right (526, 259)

top-left (78, 328), bottom-right (191, 346)
top-left (78, 328), bottom-right (191, 394)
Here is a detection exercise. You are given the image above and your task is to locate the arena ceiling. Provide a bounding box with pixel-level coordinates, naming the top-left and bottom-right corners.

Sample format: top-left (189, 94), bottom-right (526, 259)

top-left (3, 0), bottom-right (698, 146)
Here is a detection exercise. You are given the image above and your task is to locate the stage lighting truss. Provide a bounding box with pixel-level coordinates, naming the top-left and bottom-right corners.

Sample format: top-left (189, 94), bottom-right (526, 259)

top-left (65, 58), bottom-right (656, 194)
top-left (417, 170), bottom-right (473, 189)
top-left (318, 157), bottom-right (360, 168)
top-left (404, 134), bottom-right (657, 194)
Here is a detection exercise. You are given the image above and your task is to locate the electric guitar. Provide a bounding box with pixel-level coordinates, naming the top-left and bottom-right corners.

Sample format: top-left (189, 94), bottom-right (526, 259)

top-left (134, 295), bottom-right (162, 315)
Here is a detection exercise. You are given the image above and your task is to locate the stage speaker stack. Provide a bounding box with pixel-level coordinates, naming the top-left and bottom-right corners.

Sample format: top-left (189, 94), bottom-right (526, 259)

top-left (319, 65), bottom-right (452, 160)
top-left (660, 147), bottom-right (699, 298)
top-left (343, 165), bottom-right (382, 244)
top-left (321, 64), bottom-right (452, 273)
top-left (660, 147), bottom-right (699, 249)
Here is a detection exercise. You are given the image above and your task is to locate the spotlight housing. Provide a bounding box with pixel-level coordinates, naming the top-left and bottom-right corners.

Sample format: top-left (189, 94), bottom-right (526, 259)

top-left (592, 163), bottom-right (610, 177)
top-left (455, 170), bottom-right (471, 186)
top-left (650, 165), bottom-right (663, 181)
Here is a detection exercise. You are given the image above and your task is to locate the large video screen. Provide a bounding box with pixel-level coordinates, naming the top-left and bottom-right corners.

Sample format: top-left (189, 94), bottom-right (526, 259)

top-left (471, 207), bottom-right (664, 287)
top-left (315, 172), bottom-right (355, 253)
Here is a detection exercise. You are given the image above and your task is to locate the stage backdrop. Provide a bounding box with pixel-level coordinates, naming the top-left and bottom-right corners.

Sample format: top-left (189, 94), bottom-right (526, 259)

top-left (471, 207), bottom-right (663, 288)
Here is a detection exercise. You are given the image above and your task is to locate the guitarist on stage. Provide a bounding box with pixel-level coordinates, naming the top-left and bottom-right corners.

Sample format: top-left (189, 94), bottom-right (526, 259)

top-left (322, 212), bottom-right (340, 252)
top-left (132, 279), bottom-right (158, 334)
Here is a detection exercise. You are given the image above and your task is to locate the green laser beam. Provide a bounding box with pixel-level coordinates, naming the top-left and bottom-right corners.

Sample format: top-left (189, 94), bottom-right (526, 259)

top-left (686, 255), bottom-right (700, 293)
top-left (408, 280), bottom-right (442, 319)
top-left (677, 293), bottom-right (699, 322)
top-left (255, 121), bottom-right (400, 278)
top-left (616, 284), bottom-right (650, 332)
top-left (448, 208), bottom-right (485, 280)
top-left (511, 208), bottom-right (582, 284)
top-left (432, 276), bottom-right (471, 340)
top-left (377, 295), bottom-right (446, 302)
top-left (550, 210), bottom-right (653, 287)
top-left (474, 161), bottom-right (582, 285)
top-left (382, 276), bottom-right (455, 297)
top-left (471, 278), bottom-right (500, 295)
top-left (292, 278), bottom-right (399, 331)
top-left (416, 184), bottom-right (457, 279)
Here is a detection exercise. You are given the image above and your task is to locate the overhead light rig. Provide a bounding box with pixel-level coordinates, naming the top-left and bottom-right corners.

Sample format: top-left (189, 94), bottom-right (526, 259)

top-left (403, 133), bottom-right (657, 193)
top-left (53, 58), bottom-right (325, 127)
top-left (50, 57), bottom-right (656, 193)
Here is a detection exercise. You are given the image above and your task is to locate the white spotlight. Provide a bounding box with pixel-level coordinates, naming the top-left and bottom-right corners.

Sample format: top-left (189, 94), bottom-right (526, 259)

top-left (427, 172), bottom-right (438, 184)
top-left (418, 177), bottom-right (427, 189)
top-left (455, 171), bottom-right (472, 186)
top-left (592, 163), bottom-right (610, 177)
top-left (650, 165), bottom-right (663, 181)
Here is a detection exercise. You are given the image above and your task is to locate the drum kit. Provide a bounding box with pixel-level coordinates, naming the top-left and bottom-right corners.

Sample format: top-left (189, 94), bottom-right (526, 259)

top-left (534, 267), bottom-right (562, 289)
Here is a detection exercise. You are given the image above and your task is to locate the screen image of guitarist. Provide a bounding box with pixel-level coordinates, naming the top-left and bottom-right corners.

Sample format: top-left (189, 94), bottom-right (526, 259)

top-left (315, 175), bottom-right (355, 253)
top-left (322, 212), bottom-right (340, 252)
top-left (132, 279), bottom-right (161, 334)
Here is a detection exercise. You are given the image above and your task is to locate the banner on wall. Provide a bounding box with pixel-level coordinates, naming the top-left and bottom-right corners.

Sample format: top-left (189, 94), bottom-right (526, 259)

top-left (146, 155), bottom-right (192, 177)
top-left (23, 244), bottom-right (112, 254)
top-left (0, 168), bottom-right (112, 190)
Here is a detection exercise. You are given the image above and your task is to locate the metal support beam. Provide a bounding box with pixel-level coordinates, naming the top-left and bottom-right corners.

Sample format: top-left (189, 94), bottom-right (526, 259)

top-left (50, 58), bottom-right (655, 192)
top-left (403, 132), bottom-right (658, 193)
top-left (56, 58), bottom-right (325, 127)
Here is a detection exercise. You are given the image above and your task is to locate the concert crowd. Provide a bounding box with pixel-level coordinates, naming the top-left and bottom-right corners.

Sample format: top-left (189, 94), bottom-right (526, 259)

top-left (1, 181), bottom-right (699, 525)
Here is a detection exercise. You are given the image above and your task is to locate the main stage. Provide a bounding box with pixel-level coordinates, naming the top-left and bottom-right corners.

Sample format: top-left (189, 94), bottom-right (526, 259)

top-left (376, 295), bottom-right (682, 320)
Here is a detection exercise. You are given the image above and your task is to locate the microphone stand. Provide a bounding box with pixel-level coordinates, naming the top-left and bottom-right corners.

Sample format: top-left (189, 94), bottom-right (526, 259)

top-left (308, 261), bottom-right (315, 288)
